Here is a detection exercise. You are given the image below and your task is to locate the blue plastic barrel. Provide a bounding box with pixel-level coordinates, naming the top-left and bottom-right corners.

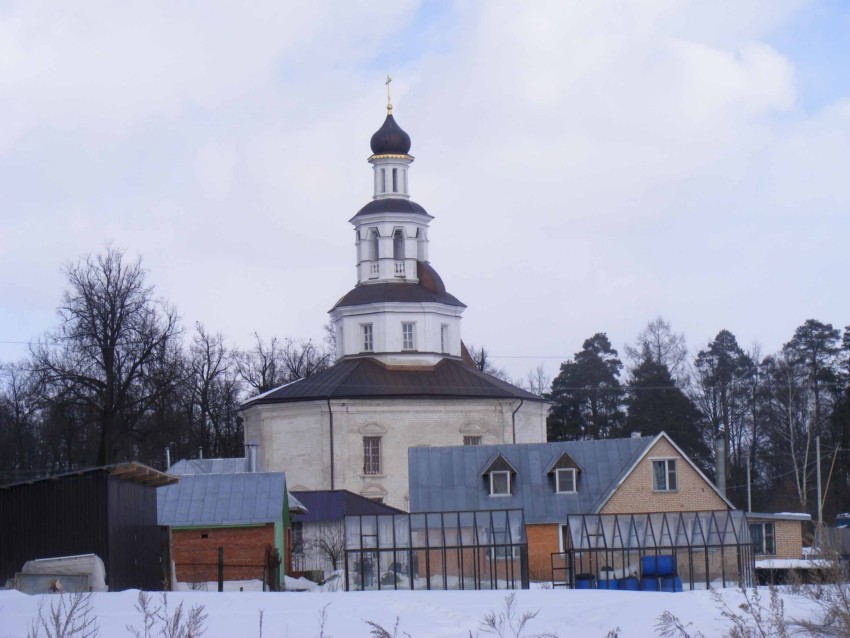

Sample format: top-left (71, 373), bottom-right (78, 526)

top-left (575, 576), bottom-right (595, 589)
top-left (597, 578), bottom-right (618, 590)
top-left (640, 555), bottom-right (676, 577)
top-left (640, 577), bottom-right (659, 591)
top-left (618, 577), bottom-right (639, 591)
top-left (660, 576), bottom-right (683, 592)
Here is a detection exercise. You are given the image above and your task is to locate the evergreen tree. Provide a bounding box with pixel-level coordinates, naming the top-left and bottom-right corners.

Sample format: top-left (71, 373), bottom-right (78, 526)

top-left (547, 333), bottom-right (624, 441)
top-left (693, 329), bottom-right (757, 503)
top-left (625, 357), bottom-right (710, 468)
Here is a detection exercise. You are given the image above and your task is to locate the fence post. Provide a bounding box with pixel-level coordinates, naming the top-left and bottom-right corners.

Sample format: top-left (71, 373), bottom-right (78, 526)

top-left (217, 546), bottom-right (224, 592)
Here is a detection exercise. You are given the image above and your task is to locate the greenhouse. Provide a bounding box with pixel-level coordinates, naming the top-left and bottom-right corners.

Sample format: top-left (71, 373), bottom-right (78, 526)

top-left (553, 510), bottom-right (753, 591)
top-left (344, 509), bottom-right (528, 591)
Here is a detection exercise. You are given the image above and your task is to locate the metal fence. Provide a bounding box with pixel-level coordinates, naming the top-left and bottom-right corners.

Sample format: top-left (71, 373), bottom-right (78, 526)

top-left (344, 509), bottom-right (528, 591)
top-left (553, 511), bottom-right (753, 591)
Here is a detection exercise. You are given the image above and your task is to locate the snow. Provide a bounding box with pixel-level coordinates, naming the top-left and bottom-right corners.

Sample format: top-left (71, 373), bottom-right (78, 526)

top-left (0, 586), bottom-right (824, 637)
top-left (754, 558), bottom-right (831, 569)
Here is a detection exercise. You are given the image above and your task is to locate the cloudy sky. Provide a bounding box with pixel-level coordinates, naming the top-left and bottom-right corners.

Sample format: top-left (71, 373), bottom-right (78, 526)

top-left (1, 0), bottom-right (849, 382)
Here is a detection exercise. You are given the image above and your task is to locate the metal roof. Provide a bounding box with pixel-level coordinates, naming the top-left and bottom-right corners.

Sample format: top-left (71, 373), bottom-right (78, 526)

top-left (291, 490), bottom-right (403, 523)
top-left (157, 472), bottom-right (286, 527)
top-left (1, 462), bottom-right (178, 489)
top-left (241, 357), bottom-right (545, 407)
top-left (408, 437), bottom-right (654, 524)
top-left (168, 457), bottom-right (249, 475)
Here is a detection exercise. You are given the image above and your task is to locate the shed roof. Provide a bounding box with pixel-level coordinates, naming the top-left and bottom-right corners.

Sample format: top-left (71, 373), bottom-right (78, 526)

top-left (408, 436), bottom-right (653, 524)
top-left (1, 462), bottom-right (177, 489)
top-left (291, 490), bottom-right (403, 523)
top-left (157, 473), bottom-right (286, 527)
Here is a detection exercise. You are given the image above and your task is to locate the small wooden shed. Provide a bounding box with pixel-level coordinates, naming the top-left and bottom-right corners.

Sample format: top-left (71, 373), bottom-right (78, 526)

top-left (0, 463), bottom-right (177, 591)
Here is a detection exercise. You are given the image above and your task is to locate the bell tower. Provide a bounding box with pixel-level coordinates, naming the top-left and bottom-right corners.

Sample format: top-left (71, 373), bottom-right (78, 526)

top-left (330, 85), bottom-right (466, 366)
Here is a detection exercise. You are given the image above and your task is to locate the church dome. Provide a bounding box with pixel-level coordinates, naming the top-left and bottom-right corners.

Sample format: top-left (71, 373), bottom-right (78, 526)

top-left (370, 113), bottom-right (411, 155)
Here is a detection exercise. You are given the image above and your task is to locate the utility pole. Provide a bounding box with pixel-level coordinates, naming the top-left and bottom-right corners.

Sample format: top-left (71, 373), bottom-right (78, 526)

top-left (816, 435), bottom-right (823, 528)
top-left (746, 457), bottom-right (752, 513)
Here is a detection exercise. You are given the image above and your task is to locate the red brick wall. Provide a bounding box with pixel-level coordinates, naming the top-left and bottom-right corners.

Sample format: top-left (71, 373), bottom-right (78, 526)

top-left (527, 524), bottom-right (559, 582)
top-left (172, 525), bottom-right (274, 583)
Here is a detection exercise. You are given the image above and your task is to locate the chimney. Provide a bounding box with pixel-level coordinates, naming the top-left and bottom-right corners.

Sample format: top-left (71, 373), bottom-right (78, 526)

top-left (165, 446), bottom-right (171, 471)
top-left (198, 447), bottom-right (203, 460)
top-left (715, 436), bottom-right (726, 497)
top-left (246, 441), bottom-right (258, 473)
top-left (630, 431), bottom-right (641, 439)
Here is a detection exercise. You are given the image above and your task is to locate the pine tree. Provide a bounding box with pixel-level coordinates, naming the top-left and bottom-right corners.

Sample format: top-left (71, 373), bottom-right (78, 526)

top-left (547, 333), bottom-right (624, 441)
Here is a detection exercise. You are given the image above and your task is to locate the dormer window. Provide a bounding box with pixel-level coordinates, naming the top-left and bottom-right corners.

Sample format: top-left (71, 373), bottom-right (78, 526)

top-left (546, 450), bottom-right (582, 494)
top-left (555, 468), bottom-right (576, 493)
top-left (489, 471), bottom-right (511, 496)
top-left (480, 453), bottom-right (518, 498)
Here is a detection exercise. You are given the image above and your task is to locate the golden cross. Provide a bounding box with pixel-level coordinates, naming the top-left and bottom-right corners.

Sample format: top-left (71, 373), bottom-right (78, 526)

top-left (386, 74), bottom-right (393, 112)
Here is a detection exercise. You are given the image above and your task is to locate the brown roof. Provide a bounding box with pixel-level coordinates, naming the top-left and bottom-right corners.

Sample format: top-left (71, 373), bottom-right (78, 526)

top-left (331, 261), bottom-right (465, 310)
top-left (242, 357), bottom-right (546, 407)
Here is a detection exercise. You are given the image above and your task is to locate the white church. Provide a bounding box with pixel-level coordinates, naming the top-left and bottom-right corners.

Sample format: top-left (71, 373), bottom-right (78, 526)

top-left (240, 98), bottom-right (548, 510)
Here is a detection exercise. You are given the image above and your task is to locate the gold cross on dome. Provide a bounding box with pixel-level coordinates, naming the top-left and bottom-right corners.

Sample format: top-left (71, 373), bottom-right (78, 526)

top-left (386, 74), bottom-right (393, 112)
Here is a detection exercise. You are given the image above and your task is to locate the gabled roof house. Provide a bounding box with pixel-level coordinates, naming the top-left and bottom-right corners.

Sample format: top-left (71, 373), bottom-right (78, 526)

top-left (409, 432), bottom-right (734, 580)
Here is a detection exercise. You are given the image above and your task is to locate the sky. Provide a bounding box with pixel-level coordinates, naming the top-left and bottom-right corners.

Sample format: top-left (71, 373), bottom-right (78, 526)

top-left (1, 0), bottom-right (849, 383)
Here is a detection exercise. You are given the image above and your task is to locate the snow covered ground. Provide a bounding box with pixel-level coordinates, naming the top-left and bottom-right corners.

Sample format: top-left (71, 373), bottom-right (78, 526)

top-left (0, 586), bottom-right (822, 637)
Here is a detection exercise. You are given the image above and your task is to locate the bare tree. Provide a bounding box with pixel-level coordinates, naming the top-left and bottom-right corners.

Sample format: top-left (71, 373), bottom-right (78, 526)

top-left (523, 364), bottom-right (551, 397)
top-left (187, 323), bottom-right (243, 458)
top-left (626, 317), bottom-right (689, 386)
top-left (236, 333), bottom-right (283, 394)
top-left (467, 344), bottom-right (510, 381)
top-left (30, 246), bottom-right (181, 465)
top-left (305, 522), bottom-right (347, 573)
top-left (237, 334), bottom-right (332, 395)
top-left (0, 362), bottom-right (41, 481)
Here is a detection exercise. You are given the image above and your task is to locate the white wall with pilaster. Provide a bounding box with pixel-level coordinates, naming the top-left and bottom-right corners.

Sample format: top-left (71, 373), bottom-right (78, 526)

top-left (243, 397), bottom-right (548, 511)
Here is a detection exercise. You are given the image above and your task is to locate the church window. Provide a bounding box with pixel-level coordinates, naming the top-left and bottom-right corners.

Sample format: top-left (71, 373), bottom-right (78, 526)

top-left (463, 435), bottom-right (482, 446)
top-left (393, 229), bottom-right (405, 260)
top-left (392, 168), bottom-right (398, 192)
top-left (361, 324), bottom-right (373, 352)
top-left (363, 436), bottom-right (382, 475)
top-left (402, 323), bottom-right (415, 350)
top-left (381, 169), bottom-right (387, 193)
top-left (441, 324), bottom-right (449, 353)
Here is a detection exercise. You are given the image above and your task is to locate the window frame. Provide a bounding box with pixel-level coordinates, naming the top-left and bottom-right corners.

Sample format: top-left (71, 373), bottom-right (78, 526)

top-left (651, 458), bottom-right (677, 492)
top-left (555, 467), bottom-right (577, 494)
top-left (463, 435), bottom-right (482, 446)
top-left (440, 324), bottom-right (449, 353)
top-left (489, 470), bottom-right (512, 497)
top-left (363, 436), bottom-right (382, 475)
top-left (361, 323), bottom-right (374, 353)
top-left (749, 522), bottom-right (776, 556)
top-left (402, 322), bottom-right (416, 350)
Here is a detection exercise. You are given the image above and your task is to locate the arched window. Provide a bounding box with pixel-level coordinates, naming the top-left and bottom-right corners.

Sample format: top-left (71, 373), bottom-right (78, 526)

top-left (393, 229), bottom-right (405, 260)
top-left (368, 229), bottom-right (379, 261)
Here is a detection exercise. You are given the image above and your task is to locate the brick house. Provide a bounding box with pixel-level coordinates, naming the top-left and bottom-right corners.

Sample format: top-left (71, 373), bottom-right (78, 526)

top-left (747, 512), bottom-right (811, 560)
top-left (157, 471), bottom-right (305, 587)
top-left (409, 432), bottom-right (735, 581)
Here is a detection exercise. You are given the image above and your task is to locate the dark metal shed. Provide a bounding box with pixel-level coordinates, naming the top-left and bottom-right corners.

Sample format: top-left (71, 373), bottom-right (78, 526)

top-left (0, 463), bottom-right (177, 591)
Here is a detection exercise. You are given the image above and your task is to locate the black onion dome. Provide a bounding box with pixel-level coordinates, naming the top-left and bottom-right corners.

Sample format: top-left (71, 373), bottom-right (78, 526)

top-left (370, 113), bottom-right (411, 155)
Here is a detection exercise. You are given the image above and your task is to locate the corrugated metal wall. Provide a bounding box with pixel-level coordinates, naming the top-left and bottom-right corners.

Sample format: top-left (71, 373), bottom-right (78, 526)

top-left (0, 471), bottom-right (163, 590)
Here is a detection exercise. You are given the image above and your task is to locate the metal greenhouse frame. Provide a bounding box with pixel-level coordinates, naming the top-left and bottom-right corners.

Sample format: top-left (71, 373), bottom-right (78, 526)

top-left (552, 511), bottom-right (753, 590)
top-left (344, 509), bottom-right (528, 591)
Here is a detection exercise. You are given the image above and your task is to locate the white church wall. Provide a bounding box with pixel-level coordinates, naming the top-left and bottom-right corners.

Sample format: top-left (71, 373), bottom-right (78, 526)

top-left (244, 397), bottom-right (543, 511)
